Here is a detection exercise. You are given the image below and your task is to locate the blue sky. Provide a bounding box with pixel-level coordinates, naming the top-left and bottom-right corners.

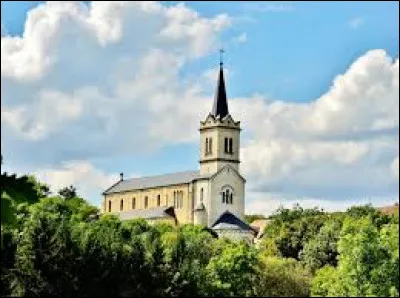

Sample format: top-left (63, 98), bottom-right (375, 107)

top-left (1, 1), bottom-right (399, 214)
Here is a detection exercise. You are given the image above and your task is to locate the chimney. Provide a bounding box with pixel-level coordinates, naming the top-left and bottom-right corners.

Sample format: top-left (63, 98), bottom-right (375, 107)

top-left (120, 172), bottom-right (124, 181)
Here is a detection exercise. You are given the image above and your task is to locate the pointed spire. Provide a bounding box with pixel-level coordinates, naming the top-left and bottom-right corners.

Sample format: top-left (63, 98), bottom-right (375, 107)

top-left (211, 49), bottom-right (229, 118)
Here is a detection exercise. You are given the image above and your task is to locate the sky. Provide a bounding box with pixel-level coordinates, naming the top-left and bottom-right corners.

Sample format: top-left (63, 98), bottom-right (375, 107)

top-left (1, 1), bottom-right (399, 215)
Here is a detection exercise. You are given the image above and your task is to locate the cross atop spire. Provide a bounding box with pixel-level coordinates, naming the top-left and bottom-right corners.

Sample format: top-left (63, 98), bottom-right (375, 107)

top-left (211, 49), bottom-right (229, 119)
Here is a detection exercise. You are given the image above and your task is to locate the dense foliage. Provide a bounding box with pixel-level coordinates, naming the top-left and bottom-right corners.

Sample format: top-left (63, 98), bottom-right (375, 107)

top-left (1, 164), bottom-right (398, 297)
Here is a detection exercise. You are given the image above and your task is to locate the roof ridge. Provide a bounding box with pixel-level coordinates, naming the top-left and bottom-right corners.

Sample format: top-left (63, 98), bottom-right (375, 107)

top-left (122, 169), bottom-right (199, 182)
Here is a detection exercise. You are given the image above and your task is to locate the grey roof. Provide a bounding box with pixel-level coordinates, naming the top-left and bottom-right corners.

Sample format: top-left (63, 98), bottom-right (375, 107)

top-left (211, 64), bottom-right (229, 118)
top-left (211, 210), bottom-right (256, 232)
top-left (115, 206), bottom-right (175, 221)
top-left (103, 170), bottom-right (209, 194)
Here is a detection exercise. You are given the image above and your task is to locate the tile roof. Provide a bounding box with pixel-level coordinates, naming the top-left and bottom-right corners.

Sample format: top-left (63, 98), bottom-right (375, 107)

top-left (114, 206), bottom-right (175, 221)
top-left (211, 210), bottom-right (256, 232)
top-left (103, 170), bottom-right (210, 194)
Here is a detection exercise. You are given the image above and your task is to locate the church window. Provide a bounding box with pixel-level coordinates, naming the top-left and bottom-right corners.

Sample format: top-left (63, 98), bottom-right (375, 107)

top-left (229, 138), bottom-right (233, 154)
top-left (180, 191), bottom-right (183, 209)
top-left (209, 138), bottom-right (213, 154)
top-left (144, 196), bottom-right (148, 209)
top-left (173, 191), bottom-right (176, 208)
top-left (108, 200), bottom-right (112, 212)
top-left (200, 188), bottom-right (204, 203)
top-left (120, 199), bottom-right (124, 211)
top-left (205, 138), bottom-right (209, 155)
top-left (132, 198), bottom-right (136, 209)
top-left (157, 194), bottom-right (161, 206)
top-left (221, 186), bottom-right (234, 204)
top-left (224, 137), bottom-right (228, 153)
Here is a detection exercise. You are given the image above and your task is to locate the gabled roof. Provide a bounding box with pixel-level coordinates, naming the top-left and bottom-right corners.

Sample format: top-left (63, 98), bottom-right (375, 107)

top-left (211, 210), bottom-right (256, 232)
top-left (115, 206), bottom-right (176, 221)
top-left (209, 163), bottom-right (246, 183)
top-left (211, 65), bottom-right (229, 119)
top-left (103, 170), bottom-right (211, 195)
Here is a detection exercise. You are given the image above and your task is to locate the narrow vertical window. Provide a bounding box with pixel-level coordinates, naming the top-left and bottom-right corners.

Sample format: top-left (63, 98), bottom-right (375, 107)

top-left (144, 196), bottom-right (148, 209)
top-left (108, 200), bottom-right (112, 212)
top-left (132, 198), bottom-right (136, 209)
top-left (157, 194), bottom-right (161, 206)
top-left (224, 137), bottom-right (228, 153)
top-left (229, 138), bottom-right (233, 154)
top-left (174, 191), bottom-right (176, 208)
top-left (209, 138), bottom-right (212, 154)
top-left (205, 138), bottom-right (209, 155)
top-left (222, 192), bottom-right (226, 203)
top-left (230, 193), bottom-right (233, 204)
top-left (180, 191), bottom-right (183, 209)
top-left (200, 188), bottom-right (204, 203)
top-left (120, 199), bottom-right (124, 211)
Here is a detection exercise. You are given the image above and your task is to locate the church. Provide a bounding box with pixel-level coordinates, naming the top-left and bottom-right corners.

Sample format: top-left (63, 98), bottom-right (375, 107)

top-left (102, 58), bottom-right (255, 242)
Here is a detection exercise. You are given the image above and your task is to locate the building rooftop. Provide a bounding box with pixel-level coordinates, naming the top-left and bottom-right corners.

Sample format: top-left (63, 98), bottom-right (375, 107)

top-left (103, 170), bottom-right (211, 194)
top-left (114, 206), bottom-right (176, 221)
top-left (211, 210), bottom-right (256, 232)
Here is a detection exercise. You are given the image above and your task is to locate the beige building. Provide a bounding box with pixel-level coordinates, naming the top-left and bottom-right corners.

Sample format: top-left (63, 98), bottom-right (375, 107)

top-left (102, 60), bottom-right (255, 240)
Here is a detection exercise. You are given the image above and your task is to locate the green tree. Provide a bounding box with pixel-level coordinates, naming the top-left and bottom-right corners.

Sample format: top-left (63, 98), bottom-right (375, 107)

top-left (255, 256), bottom-right (311, 297)
top-left (312, 218), bottom-right (399, 297)
top-left (58, 185), bottom-right (78, 200)
top-left (300, 220), bottom-right (341, 272)
top-left (206, 241), bottom-right (258, 296)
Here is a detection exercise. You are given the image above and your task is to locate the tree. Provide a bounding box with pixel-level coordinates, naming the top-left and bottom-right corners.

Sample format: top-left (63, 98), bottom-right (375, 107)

top-left (300, 220), bottom-right (342, 272)
top-left (206, 241), bottom-right (258, 296)
top-left (1, 172), bottom-right (48, 226)
top-left (58, 185), bottom-right (78, 200)
top-left (255, 257), bottom-right (312, 297)
top-left (311, 218), bottom-right (399, 297)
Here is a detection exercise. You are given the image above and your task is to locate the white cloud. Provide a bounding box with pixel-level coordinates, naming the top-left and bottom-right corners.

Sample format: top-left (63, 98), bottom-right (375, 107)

top-left (349, 17), bottom-right (365, 29)
top-left (34, 161), bottom-right (120, 203)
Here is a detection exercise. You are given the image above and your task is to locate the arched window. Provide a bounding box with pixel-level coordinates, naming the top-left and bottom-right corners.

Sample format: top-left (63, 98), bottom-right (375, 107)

top-left (221, 186), bottom-right (234, 204)
top-left (144, 196), bottom-right (148, 209)
top-left (108, 200), bottom-right (112, 212)
top-left (229, 138), bottom-right (233, 154)
top-left (157, 194), bottom-right (161, 206)
top-left (224, 137), bottom-right (228, 153)
top-left (132, 198), bottom-right (136, 209)
top-left (200, 188), bottom-right (204, 203)
top-left (120, 199), bottom-right (124, 211)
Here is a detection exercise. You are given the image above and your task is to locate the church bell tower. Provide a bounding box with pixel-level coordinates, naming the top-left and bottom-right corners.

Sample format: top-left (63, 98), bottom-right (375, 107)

top-left (199, 52), bottom-right (241, 175)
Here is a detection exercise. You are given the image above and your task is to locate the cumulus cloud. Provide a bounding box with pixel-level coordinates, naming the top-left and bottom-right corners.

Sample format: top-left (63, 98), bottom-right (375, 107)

top-left (235, 49), bottom-right (399, 200)
top-left (1, 1), bottom-right (230, 166)
top-left (34, 161), bottom-right (120, 204)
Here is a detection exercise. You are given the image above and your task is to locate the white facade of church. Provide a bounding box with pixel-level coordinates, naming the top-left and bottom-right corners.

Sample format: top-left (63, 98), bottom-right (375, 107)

top-left (102, 61), bottom-right (254, 241)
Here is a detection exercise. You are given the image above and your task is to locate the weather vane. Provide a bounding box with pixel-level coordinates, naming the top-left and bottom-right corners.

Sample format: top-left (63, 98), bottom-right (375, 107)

top-left (219, 48), bottom-right (224, 67)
